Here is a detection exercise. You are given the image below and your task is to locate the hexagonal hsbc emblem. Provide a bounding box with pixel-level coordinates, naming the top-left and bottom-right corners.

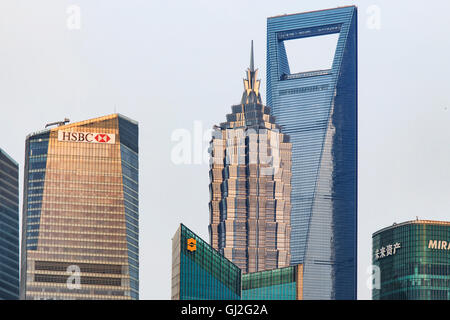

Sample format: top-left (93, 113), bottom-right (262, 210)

top-left (94, 133), bottom-right (111, 143)
top-left (187, 238), bottom-right (196, 252)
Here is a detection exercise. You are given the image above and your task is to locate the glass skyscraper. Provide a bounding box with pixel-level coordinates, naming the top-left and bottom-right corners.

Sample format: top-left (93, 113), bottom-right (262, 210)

top-left (0, 148), bottom-right (19, 300)
top-left (373, 220), bottom-right (450, 300)
top-left (172, 224), bottom-right (241, 300)
top-left (209, 44), bottom-right (292, 274)
top-left (267, 6), bottom-right (358, 299)
top-left (20, 114), bottom-right (139, 300)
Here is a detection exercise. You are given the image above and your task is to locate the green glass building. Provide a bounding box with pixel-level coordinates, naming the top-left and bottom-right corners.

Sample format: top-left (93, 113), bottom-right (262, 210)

top-left (171, 224), bottom-right (241, 300)
top-left (171, 224), bottom-right (305, 300)
top-left (373, 220), bottom-right (450, 300)
top-left (242, 264), bottom-right (303, 300)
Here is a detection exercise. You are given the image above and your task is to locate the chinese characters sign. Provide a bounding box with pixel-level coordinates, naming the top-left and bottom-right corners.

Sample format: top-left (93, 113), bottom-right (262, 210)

top-left (375, 243), bottom-right (401, 260)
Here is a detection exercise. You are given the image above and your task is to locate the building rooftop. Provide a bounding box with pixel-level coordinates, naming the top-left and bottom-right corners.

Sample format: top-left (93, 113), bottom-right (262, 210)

top-left (26, 113), bottom-right (138, 139)
top-left (373, 219), bottom-right (450, 236)
top-left (268, 5), bottom-right (356, 19)
top-left (0, 148), bottom-right (18, 167)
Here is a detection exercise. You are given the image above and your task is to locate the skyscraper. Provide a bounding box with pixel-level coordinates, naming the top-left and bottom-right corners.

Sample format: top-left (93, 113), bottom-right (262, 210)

top-left (209, 43), bottom-right (292, 274)
top-left (267, 6), bottom-right (357, 299)
top-left (20, 114), bottom-right (139, 300)
top-left (172, 224), bottom-right (241, 300)
top-left (0, 148), bottom-right (19, 300)
top-left (373, 220), bottom-right (450, 300)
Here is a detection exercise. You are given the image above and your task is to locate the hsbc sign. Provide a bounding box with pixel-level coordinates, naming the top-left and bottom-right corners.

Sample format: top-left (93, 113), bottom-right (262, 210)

top-left (58, 131), bottom-right (116, 144)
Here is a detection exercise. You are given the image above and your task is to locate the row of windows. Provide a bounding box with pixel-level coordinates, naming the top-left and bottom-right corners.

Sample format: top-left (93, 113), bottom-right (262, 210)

top-left (27, 232), bottom-right (128, 241)
top-left (29, 224), bottom-right (126, 234)
top-left (34, 274), bottom-right (123, 287)
top-left (28, 195), bottom-right (126, 205)
top-left (27, 286), bottom-right (127, 297)
top-left (33, 246), bottom-right (128, 256)
top-left (35, 261), bottom-right (123, 274)
top-left (25, 253), bottom-right (127, 264)
top-left (27, 210), bottom-right (128, 219)
top-left (27, 216), bottom-right (130, 226)
top-left (32, 173), bottom-right (123, 184)
top-left (33, 203), bottom-right (126, 213)
top-left (30, 181), bottom-right (126, 191)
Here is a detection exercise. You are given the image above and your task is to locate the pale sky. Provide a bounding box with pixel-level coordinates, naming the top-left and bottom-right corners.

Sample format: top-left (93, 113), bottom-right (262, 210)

top-left (1, 0), bottom-right (450, 300)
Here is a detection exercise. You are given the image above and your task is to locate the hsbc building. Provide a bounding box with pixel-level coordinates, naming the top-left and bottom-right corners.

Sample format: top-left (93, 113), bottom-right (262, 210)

top-left (20, 114), bottom-right (139, 300)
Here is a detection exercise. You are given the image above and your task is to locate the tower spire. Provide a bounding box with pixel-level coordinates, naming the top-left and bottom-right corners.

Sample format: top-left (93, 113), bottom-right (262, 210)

top-left (242, 40), bottom-right (262, 104)
top-left (250, 40), bottom-right (255, 72)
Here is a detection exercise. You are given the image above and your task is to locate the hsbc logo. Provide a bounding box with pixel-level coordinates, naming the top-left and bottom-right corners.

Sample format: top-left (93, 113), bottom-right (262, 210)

top-left (94, 134), bottom-right (111, 143)
top-left (58, 131), bottom-right (116, 144)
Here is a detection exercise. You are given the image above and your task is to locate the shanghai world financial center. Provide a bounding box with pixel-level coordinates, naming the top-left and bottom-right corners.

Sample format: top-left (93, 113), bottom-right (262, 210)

top-left (267, 6), bottom-right (357, 299)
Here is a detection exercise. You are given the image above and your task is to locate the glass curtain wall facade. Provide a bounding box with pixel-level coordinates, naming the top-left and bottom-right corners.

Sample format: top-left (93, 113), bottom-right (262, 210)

top-left (0, 148), bottom-right (19, 300)
top-left (373, 220), bottom-right (450, 300)
top-left (209, 45), bottom-right (292, 274)
top-left (242, 264), bottom-right (303, 300)
top-left (267, 6), bottom-right (358, 299)
top-left (172, 224), bottom-right (241, 300)
top-left (20, 114), bottom-right (139, 300)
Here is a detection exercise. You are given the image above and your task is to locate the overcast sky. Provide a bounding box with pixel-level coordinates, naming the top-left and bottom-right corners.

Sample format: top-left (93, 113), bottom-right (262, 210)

top-left (1, 0), bottom-right (450, 300)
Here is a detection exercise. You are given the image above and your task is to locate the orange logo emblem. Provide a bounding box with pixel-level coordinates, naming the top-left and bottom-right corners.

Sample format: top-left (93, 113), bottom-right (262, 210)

top-left (187, 238), bottom-right (196, 252)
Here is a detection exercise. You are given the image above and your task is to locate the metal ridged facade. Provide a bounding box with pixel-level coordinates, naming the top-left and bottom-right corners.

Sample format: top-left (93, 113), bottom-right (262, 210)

top-left (209, 55), bottom-right (292, 274)
top-left (0, 148), bottom-right (19, 300)
top-left (267, 6), bottom-right (357, 299)
top-left (20, 114), bottom-right (139, 300)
